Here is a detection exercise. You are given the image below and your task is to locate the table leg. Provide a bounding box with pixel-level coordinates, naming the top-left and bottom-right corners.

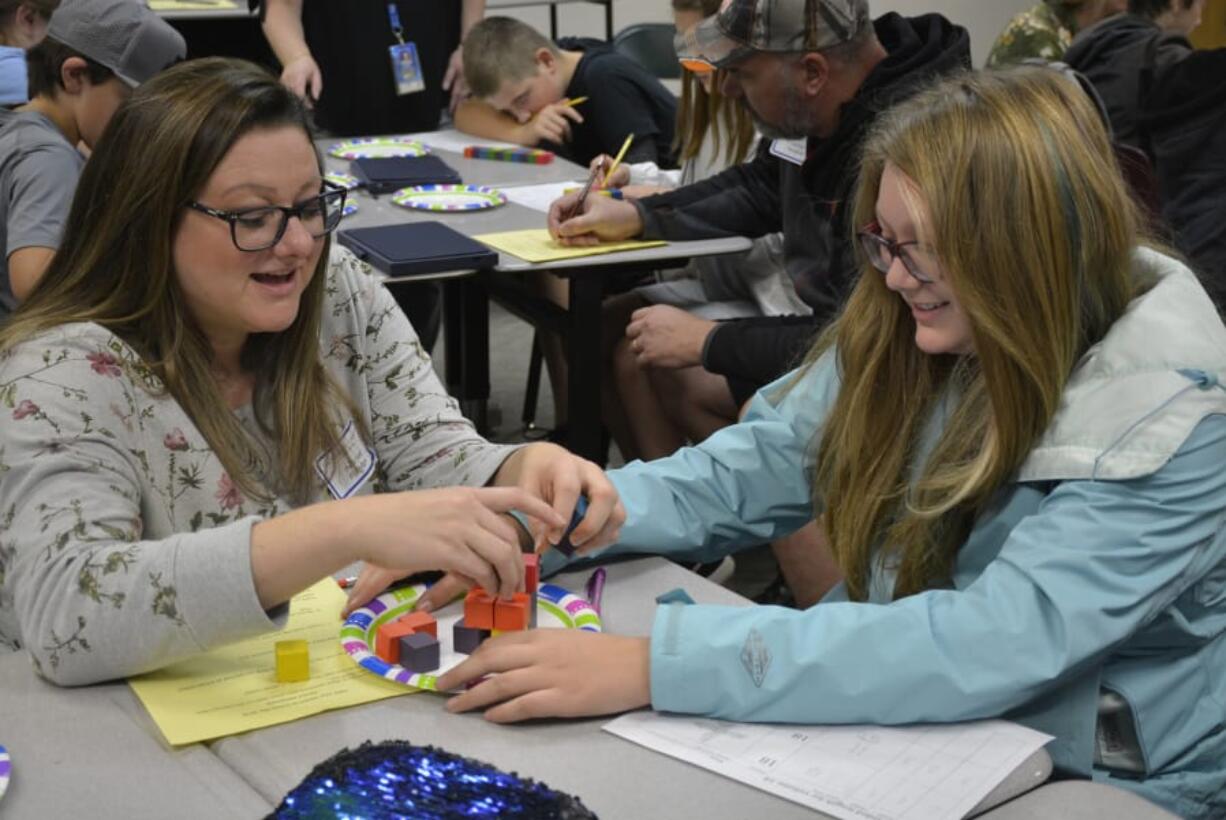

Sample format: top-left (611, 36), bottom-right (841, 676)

top-left (443, 276), bottom-right (490, 433)
top-left (566, 274), bottom-right (604, 462)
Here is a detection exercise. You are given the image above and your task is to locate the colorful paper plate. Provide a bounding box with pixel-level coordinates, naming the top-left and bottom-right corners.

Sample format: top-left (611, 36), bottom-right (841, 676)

top-left (392, 184), bottom-right (507, 212)
top-left (323, 171), bottom-right (362, 190)
top-left (342, 200), bottom-right (358, 218)
top-left (0, 745), bottom-right (10, 803)
top-left (327, 136), bottom-right (429, 160)
top-left (340, 583), bottom-right (601, 691)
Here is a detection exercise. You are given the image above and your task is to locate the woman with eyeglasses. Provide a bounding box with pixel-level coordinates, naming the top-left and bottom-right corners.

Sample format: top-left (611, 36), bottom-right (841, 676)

top-left (439, 67), bottom-right (1226, 818)
top-left (0, 57), bottom-right (621, 684)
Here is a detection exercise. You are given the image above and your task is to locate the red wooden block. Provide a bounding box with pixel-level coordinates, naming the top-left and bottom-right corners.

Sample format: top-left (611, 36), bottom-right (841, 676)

top-left (464, 588), bottom-right (496, 630)
top-left (375, 620), bottom-right (417, 664)
top-left (494, 592), bottom-right (531, 631)
top-left (522, 553), bottom-right (539, 595)
top-left (399, 610), bottom-right (437, 638)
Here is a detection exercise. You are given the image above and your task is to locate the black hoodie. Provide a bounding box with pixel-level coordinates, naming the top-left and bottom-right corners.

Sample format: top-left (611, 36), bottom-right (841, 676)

top-left (1064, 14), bottom-right (1192, 150)
top-left (633, 13), bottom-right (971, 390)
top-left (1138, 48), bottom-right (1226, 311)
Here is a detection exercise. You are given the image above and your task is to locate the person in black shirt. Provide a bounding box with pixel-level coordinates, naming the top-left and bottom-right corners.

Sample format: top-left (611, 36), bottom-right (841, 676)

top-left (262, 0), bottom-right (486, 137)
top-left (455, 16), bottom-right (677, 168)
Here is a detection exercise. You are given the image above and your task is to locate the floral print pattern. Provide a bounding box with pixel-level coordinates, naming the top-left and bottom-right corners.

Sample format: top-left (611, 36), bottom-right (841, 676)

top-left (0, 247), bottom-right (518, 683)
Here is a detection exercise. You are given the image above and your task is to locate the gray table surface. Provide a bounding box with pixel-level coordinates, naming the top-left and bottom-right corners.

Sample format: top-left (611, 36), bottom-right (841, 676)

top-left (0, 652), bottom-right (271, 818)
top-left (0, 555), bottom-right (1073, 819)
top-left (324, 130), bottom-right (753, 274)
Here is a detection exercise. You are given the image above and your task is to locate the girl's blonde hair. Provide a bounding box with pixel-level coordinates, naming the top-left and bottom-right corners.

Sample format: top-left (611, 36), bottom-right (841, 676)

top-left (672, 0), bottom-right (755, 165)
top-left (805, 67), bottom-right (1152, 600)
top-left (0, 58), bottom-right (363, 505)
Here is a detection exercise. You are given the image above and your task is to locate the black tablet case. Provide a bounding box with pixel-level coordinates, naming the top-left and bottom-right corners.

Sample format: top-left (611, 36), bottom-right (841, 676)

top-left (349, 156), bottom-right (462, 193)
top-left (337, 222), bottom-right (498, 278)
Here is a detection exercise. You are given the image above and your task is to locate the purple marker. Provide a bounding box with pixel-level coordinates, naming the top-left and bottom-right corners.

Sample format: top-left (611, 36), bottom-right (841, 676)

top-left (584, 567), bottom-right (607, 615)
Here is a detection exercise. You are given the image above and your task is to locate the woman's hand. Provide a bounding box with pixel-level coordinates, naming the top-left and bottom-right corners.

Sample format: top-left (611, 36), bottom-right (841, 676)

top-left (495, 443), bottom-right (624, 554)
top-left (279, 53), bottom-right (322, 105)
top-left (349, 486), bottom-right (563, 600)
top-left (437, 630), bottom-right (652, 722)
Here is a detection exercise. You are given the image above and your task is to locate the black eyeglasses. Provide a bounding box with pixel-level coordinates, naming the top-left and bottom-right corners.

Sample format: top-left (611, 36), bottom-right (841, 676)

top-left (857, 221), bottom-right (936, 285)
top-left (187, 181), bottom-right (347, 252)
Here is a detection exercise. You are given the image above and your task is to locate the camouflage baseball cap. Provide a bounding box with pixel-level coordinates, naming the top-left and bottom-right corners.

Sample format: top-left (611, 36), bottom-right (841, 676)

top-left (676, 0), bottom-right (868, 71)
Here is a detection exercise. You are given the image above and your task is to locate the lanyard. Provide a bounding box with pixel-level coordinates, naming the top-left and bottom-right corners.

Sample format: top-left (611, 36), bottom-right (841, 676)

top-left (386, 3), bottom-right (405, 45)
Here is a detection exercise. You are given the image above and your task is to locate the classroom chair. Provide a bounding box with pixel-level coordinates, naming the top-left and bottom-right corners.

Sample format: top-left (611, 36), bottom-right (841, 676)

top-left (612, 23), bottom-right (682, 80)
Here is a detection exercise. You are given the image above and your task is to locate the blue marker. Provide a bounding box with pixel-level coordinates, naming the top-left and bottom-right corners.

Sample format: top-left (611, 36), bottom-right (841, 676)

top-left (554, 496), bottom-right (589, 557)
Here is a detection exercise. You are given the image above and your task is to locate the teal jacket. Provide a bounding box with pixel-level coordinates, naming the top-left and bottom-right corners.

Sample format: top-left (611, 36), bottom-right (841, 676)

top-left (579, 251), bottom-right (1226, 818)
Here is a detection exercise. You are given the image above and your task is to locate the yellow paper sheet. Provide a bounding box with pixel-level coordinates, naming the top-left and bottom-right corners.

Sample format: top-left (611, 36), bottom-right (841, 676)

top-left (128, 579), bottom-right (413, 746)
top-left (475, 229), bottom-right (666, 263)
top-left (148, 0), bottom-right (239, 9)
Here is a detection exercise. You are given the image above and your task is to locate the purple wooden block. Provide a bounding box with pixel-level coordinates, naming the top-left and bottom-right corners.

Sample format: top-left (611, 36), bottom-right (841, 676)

top-left (529, 589), bottom-right (538, 629)
top-left (453, 618), bottom-right (490, 655)
top-left (398, 632), bottom-right (440, 673)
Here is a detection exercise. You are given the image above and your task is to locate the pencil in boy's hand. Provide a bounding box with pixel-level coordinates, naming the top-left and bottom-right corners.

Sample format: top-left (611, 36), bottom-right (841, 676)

top-left (601, 133), bottom-right (635, 190)
top-left (564, 96), bottom-right (589, 108)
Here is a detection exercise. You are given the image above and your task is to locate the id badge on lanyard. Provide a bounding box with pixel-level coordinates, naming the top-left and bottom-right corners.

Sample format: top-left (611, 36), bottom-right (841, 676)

top-left (387, 3), bottom-right (426, 96)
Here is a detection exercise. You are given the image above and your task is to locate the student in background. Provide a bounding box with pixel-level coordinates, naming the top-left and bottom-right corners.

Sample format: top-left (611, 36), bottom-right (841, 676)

top-left (987, 0), bottom-right (1126, 67)
top-left (440, 67), bottom-right (1226, 820)
top-left (0, 0), bottom-right (57, 106)
top-left (456, 16), bottom-right (677, 169)
top-left (1137, 18), bottom-right (1226, 310)
top-left (1065, 0), bottom-right (1203, 150)
top-left (593, 0), bottom-right (808, 466)
top-left (0, 0), bottom-right (184, 323)
top-left (0, 57), bottom-right (619, 679)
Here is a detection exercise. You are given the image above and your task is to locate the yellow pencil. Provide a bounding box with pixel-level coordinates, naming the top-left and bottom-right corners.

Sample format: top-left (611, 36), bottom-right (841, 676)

top-left (601, 133), bottom-right (635, 189)
top-left (564, 96), bottom-right (589, 107)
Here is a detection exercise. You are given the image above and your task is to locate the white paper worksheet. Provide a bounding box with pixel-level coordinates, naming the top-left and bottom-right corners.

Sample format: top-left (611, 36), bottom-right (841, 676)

top-left (498, 180), bottom-right (587, 213)
top-left (603, 713), bottom-right (1052, 820)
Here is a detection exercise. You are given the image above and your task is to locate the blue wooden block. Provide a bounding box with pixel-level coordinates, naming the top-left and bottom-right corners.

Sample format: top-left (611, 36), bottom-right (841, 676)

top-left (453, 618), bottom-right (490, 655)
top-left (554, 496), bottom-right (589, 557)
top-left (398, 632), bottom-right (440, 673)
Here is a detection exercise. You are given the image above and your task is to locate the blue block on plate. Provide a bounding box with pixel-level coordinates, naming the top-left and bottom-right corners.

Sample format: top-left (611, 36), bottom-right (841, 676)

top-left (553, 496), bottom-right (589, 557)
top-left (398, 632), bottom-right (440, 673)
top-left (453, 618), bottom-right (490, 655)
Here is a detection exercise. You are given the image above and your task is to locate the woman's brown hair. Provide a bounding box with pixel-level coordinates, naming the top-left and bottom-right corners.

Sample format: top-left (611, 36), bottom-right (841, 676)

top-left (0, 57), bottom-right (363, 505)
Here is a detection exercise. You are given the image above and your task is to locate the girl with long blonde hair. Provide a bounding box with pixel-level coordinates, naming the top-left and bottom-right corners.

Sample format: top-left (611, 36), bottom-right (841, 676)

top-left (442, 67), bottom-right (1226, 818)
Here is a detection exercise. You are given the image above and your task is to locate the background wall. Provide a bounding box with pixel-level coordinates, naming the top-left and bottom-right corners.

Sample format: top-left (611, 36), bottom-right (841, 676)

top-left (492, 0), bottom-right (1036, 67)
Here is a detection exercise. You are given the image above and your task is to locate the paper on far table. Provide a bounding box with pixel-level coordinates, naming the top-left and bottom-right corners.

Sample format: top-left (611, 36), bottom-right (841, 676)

top-left (603, 712), bottom-right (1052, 820)
top-left (475, 229), bottom-right (665, 263)
top-left (402, 129), bottom-right (520, 155)
top-left (147, 0), bottom-right (239, 9)
top-left (499, 181), bottom-right (585, 213)
top-left (128, 579), bottom-right (415, 746)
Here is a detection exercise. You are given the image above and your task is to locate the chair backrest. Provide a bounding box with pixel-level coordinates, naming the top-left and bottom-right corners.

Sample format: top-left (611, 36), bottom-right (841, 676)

top-left (613, 23), bottom-right (681, 80)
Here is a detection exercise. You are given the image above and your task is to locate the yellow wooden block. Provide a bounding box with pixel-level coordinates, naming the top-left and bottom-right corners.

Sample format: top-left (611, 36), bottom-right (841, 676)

top-left (275, 639), bottom-right (310, 682)
top-left (490, 629), bottom-right (504, 637)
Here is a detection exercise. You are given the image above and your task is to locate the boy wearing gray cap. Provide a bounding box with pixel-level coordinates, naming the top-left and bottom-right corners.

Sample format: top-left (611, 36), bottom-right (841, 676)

top-left (0, 0), bottom-right (185, 321)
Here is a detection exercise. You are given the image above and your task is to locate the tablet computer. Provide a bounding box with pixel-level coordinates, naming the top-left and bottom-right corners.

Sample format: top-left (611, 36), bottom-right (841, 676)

top-left (350, 156), bottom-right (462, 193)
top-left (337, 222), bottom-right (498, 278)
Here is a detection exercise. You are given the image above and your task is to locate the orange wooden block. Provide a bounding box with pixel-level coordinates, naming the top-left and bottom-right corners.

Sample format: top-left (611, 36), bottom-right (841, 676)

top-left (494, 592), bottom-right (531, 631)
top-left (375, 620), bottom-right (417, 664)
top-left (464, 588), bottom-right (496, 630)
top-left (522, 553), bottom-right (539, 595)
top-left (399, 610), bottom-right (438, 638)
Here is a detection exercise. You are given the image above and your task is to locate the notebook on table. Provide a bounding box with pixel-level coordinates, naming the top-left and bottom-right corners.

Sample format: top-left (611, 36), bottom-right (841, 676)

top-left (350, 156), bottom-right (462, 194)
top-left (337, 222), bottom-right (498, 279)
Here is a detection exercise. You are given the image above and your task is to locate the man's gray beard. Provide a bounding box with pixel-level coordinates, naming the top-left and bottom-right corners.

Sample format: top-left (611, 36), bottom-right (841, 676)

top-left (747, 84), bottom-right (813, 140)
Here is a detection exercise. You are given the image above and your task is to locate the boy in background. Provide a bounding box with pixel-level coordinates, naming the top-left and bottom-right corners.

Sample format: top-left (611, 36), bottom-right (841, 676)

top-left (0, 0), bottom-right (184, 321)
top-left (456, 16), bottom-right (677, 168)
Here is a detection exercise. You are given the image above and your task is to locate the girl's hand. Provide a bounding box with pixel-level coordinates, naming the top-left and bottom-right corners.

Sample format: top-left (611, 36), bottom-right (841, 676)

top-left (437, 630), bottom-right (652, 721)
